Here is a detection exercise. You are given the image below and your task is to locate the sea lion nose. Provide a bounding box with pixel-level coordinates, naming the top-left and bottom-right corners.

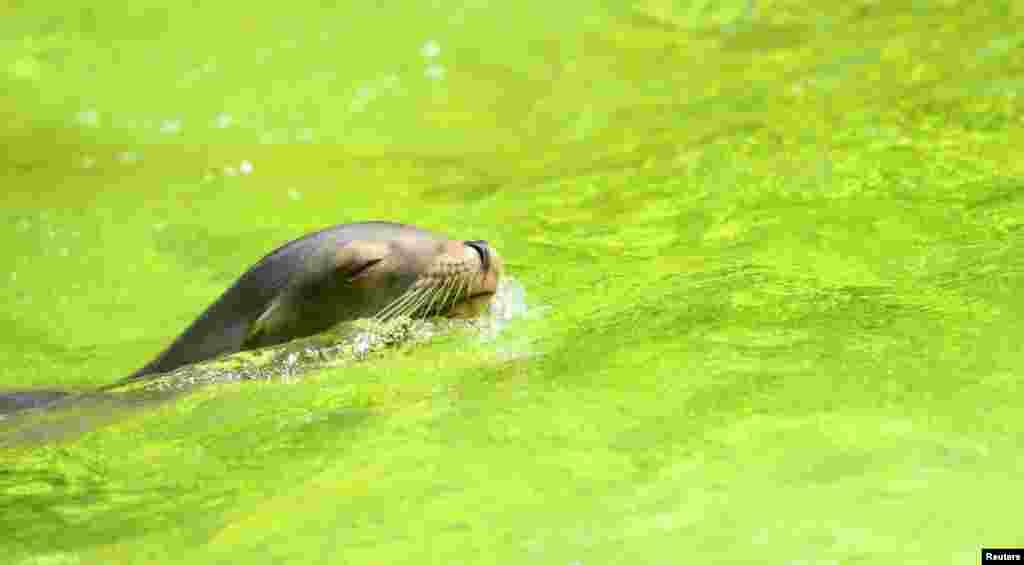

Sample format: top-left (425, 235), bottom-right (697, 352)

top-left (464, 240), bottom-right (490, 272)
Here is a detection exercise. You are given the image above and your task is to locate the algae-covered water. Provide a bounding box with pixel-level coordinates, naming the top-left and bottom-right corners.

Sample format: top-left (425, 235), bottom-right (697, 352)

top-left (3, 1), bottom-right (1023, 563)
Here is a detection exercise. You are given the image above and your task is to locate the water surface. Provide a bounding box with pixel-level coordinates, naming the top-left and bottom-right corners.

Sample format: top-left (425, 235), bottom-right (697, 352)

top-left (2, 1), bottom-right (1023, 563)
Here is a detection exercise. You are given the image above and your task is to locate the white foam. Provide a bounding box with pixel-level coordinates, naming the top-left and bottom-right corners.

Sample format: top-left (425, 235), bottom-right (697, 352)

top-left (421, 40), bottom-right (441, 58)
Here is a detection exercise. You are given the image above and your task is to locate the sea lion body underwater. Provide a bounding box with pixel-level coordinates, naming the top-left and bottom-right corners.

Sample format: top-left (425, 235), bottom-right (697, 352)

top-left (0, 222), bottom-right (502, 412)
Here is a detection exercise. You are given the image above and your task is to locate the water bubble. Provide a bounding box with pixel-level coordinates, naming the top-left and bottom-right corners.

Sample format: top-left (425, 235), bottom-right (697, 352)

top-left (425, 64), bottom-right (446, 80)
top-left (116, 151), bottom-right (141, 164)
top-left (354, 334), bottom-right (371, 357)
top-left (79, 156), bottom-right (96, 169)
top-left (287, 188), bottom-right (302, 201)
top-left (213, 112), bottom-right (233, 129)
top-left (153, 222), bottom-right (167, 232)
top-left (59, 247), bottom-right (70, 257)
top-left (224, 166), bottom-right (238, 176)
top-left (76, 109), bottom-right (99, 126)
top-left (350, 95), bottom-right (370, 113)
top-left (239, 160), bottom-right (254, 175)
top-left (421, 40), bottom-right (441, 58)
top-left (160, 119), bottom-right (182, 134)
top-left (493, 278), bottom-right (528, 321)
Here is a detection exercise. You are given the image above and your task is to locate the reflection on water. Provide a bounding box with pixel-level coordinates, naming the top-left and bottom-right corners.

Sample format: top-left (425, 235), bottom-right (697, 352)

top-left (0, 387), bottom-right (179, 448)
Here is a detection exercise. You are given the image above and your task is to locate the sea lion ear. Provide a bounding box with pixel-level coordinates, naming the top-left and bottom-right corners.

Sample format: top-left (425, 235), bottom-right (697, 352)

top-left (333, 240), bottom-right (389, 279)
top-left (246, 238), bottom-right (382, 348)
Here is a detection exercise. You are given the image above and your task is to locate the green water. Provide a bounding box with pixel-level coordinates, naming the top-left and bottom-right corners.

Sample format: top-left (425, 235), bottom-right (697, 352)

top-left (3, 1), bottom-right (1023, 563)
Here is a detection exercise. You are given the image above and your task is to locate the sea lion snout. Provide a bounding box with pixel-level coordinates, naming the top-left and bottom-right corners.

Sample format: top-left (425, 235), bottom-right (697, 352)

top-left (410, 237), bottom-right (500, 320)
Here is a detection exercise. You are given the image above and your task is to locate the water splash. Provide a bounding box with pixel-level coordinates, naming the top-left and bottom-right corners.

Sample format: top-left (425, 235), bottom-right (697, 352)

top-left (160, 119), bottom-right (182, 134)
top-left (425, 64), bottom-right (446, 81)
top-left (421, 40), bottom-right (441, 58)
top-left (212, 112), bottom-right (233, 129)
top-left (116, 151), bottom-right (142, 164)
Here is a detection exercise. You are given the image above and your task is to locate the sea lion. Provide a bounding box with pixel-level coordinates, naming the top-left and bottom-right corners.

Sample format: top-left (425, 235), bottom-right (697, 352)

top-left (125, 221), bottom-right (502, 381)
top-left (0, 222), bottom-right (502, 413)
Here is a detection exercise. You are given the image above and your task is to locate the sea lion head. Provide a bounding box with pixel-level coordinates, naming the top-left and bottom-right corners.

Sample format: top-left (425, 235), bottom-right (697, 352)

top-left (335, 224), bottom-right (504, 321)
top-left (244, 223), bottom-right (503, 348)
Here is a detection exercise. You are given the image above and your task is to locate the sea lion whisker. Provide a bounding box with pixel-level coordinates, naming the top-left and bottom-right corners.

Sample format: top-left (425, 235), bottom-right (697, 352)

top-left (419, 284), bottom-right (447, 316)
top-left (433, 279), bottom-right (454, 314)
top-left (373, 295), bottom-right (405, 322)
top-left (430, 277), bottom-right (459, 316)
top-left (444, 277), bottom-right (466, 311)
top-left (375, 286), bottom-right (426, 321)
top-left (408, 283), bottom-right (445, 316)
top-left (441, 275), bottom-right (465, 311)
top-left (375, 287), bottom-right (429, 321)
top-left (457, 275), bottom-right (472, 303)
top-left (418, 283), bottom-right (444, 318)
top-left (393, 288), bottom-right (430, 319)
top-left (454, 274), bottom-right (469, 300)
top-left (396, 283), bottom-right (442, 319)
